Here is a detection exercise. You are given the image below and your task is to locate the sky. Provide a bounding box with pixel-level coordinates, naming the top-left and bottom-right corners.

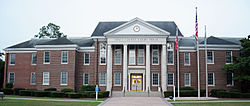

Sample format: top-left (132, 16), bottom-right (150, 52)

top-left (0, 0), bottom-right (250, 53)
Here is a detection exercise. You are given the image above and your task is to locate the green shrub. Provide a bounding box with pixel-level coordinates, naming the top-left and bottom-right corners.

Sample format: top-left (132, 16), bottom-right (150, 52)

top-left (2, 88), bottom-right (13, 95)
top-left (68, 93), bottom-right (82, 98)
top-left (217, 91), bottom-right (231, 98)
top-left (164, 90), bottom-right (205, 98)
top-left (14, 88), bottom-right (25, 95)
top-left (19, 90), bottom-right (32, 96)
top-left (164, 91), bottom-right (173, 98)
top-left (230, 92), bottom-right (241, 98)
top-left (44, 88), bottom-right (57, 91)
top-left (176, 87), bottom-right (195, 90)
top-left (210, 89), bottom-right (226, 97)
top-left (50, 92), bottom-right (65, 98)
top-left (81, 91), bottom-right (95, 98)
top-left (241, 93), bottom-right (250, 98)
top-left (34, 91), bottom-right (51, 97)
top-left (99, 91), bottom-right (109, 98)
top-left (26, 88), bottom-right (37, 91)
top-left (61, 88), bottom-right (74, 93)
top-left (5, 83), bottom-right (13, 88)
top-left (79, 85), bottom-right (96, 92)
top-left (229, 89), bottom-right (240, 93)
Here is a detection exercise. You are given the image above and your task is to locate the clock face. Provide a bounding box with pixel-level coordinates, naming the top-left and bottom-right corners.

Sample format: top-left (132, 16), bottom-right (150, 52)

top-left (133, 25), bottom-right (140, 32)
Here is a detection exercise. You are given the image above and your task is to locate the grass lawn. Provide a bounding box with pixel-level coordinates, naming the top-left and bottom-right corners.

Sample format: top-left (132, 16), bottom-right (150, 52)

top-left (173, 102), bottom-right (250, 106)
top-left (0, 99), bottom-right (100, 106)
top-left (168, 98), bottom-right (250, 102)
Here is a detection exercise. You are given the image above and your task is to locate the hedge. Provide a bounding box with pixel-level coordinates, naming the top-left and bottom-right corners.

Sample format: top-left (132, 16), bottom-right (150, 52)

top-left (164, 90), bottom-right (205, 97)
top-left (217, 91), bottom-right (250, 98)
top-left (2, 88), bottom-right (13, 95)
top-left (34, 91), bottom-right (51, 97)
top-left (175, 87), bottom-right (195, 90)
top-left (210, 89), bottom-right (226, 97)
top-left (14, 88), bottom-right (25, 95)
top-left (67, 93), bottom-right (82, 98)
top-left (44, 88), bottom-right (57, 91)
top-left (61, 88), bottom-right (74, 93)
top-left (5, 83), bottom-right (13, 88)
top-left (19, 90), bottom-right (32, 96)
top-left (79, 85), bottom-right (96, 92)
top-left (50, 92), bottom-right (65, 98)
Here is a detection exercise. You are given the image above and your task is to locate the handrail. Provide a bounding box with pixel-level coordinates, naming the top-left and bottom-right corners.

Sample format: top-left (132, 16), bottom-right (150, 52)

top-left (123, 86), bottom-right (125, 97)
top-left (110, 87), bottom-right (112, 97)
top-left (147, 87), bottom-right (150, 97)
top-left (160, 86), bottom-right (163, 98)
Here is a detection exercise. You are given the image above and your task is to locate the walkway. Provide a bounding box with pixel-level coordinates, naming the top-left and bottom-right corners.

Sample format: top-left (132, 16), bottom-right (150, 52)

top-left (99, 97), bottom-right (172, 106)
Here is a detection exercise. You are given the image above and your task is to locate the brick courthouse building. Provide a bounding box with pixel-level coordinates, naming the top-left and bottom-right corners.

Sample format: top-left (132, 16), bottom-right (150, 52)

top-left (3, 18), bottom-right (241, 95)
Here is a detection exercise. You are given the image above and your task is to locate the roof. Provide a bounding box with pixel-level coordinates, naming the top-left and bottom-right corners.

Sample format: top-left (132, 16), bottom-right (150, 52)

top-left (200, 36), bottom-right (239, 45)
top-left (91, 21), bottom-right (183, 37)
top-left (6, 37), bottom-right (94, 49)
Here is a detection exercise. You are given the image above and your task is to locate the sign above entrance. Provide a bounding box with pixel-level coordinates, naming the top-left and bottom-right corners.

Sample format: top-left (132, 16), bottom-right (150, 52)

top-left (107, 37), bottom-right (167, 44)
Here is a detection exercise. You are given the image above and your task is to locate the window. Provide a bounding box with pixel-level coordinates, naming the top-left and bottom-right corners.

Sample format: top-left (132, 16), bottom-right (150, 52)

top-left (61, 72), bottom-right (68, 85)
top-left (208, 72), bottom-right (214, 86)
top-left (227, 73), bottom-right (234, 86)
top-left (226, 51), bottom-right (232, 64)
top-left (152, 73), bottom-right (159, 86)
top-left (152, 46), bottom-right (159, 65)
top-left (44, 52), bottom-right (50, 64)
top-left (30, 72), bottom-right (36, 85)
top-left (100, 43), bottom-right (106, 65)
top-left (114, 73), bottom-right (121, 86)
top-left (61, 51), bottom-right (68, 64)
top-left (137, 45), bottom-right (144, 65)
top-left (43, 72), bottom-right (49, 85)
top-left (207, 51), bottom-right (214, 64)
top-left (184, 73), bottom-right (191, 86)
top-left (99, 72), bottom-right (106, 85)
top-left (114, 46), bottom-right (122, 65)
top-left (31, 53), bottom-right (37, 65)
top-left (167, 43), bottom-right (174, 65)
top-left (8, 72), bottom-right (14, 83)
top-left (9, 54), bottom-right (15, 65)
top-left (168, 73), bottom-right (174, 86)
top-left (129, 45), bottom-right (135, 65)
top-left (184, 53), bottom-right (190, 65)
top-left (84, 53), bottom-right (90, 65)
top-left (83, 73), bottom-right (89, 85)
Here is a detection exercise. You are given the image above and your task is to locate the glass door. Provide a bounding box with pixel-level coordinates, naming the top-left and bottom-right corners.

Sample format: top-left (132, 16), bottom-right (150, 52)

top-left (131, 74), bottom-right (143, 91)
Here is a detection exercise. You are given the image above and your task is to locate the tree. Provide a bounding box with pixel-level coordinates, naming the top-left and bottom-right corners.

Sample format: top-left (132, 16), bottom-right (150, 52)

top-left (34, 23), bottom-right (67, 38)
top-left (222, 35), bottom-right (250, 93)
top-left (0, 58), bottom-right (4, 89)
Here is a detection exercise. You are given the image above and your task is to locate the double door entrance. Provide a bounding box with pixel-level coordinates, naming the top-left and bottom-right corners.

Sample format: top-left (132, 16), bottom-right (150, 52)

top-left (131, 74), bottom-right (143, 91)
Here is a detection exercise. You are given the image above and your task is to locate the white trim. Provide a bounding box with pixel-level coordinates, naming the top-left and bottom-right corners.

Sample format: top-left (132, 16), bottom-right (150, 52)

top-left (167, 51), bottom-right (174, 65)
top-left (6, 51), bottom-right (37, 53)
top-left (227, 73), bottom-right (234, 86)
top-left (184, 73), bottom-right (191, 86)
top-left (9, 54), bottom-right (15, 65)
top-left (78, 47), bottom-right (95, 52)
top-left (129, 46), bottom-right (136, 65)
top-left (167, 73), bottom-right (174, 86)
top-left (31, 53), bottom-right (37, 65)
top-left (83, 73), bottom-right (89, 85)
top-left (200, 48), bottom-right (240, 50)
top-left (43, 72), bottom-right (50, 85)
top-left (184, 52), bottom-right (190, 66)
top-left (137, 47), bottom-right (145, 65)
top-left (84, 53), bottom-right (90, 65)
top-left (208, 72), bottom-right (215, 86)
top-left (4, 48), bottom-right (36, 51)
top-left (99, 72), bottom-right (106, 86)
top-left (61, 51), bottom-right (68, 64)
top-left (43, 51), bottom-right (50, 64)
top-left (114, 46), bottom-right (122, 65)
top-left (8, 72), bottom-right (15, 83)
top-left (99, 43), bottom-right (107, 65)
top-left (199, 44), bottom-right (241, 48)
top-left (60, 72), bottom-right (68, 85)
top-left (152, 46), bottom-right (159, 65)
top-left (35, 44), bottom-right (78, 48)
top-left (152, 73), bottom-right (159, 86)
top-left (207, 51), bottom-right (214, 64)
top-left (30, 72), bottom-right (36, 85)
top-left (225, 51), bottom-right (233, 64)
top-left (179, 50), bottom-right (196, 52)
top-left (114, 72), bottom-right (121, 86)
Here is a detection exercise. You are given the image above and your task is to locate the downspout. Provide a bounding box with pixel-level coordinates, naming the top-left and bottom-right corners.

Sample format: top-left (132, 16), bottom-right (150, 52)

top-left (96, 39), bottom-right (99, 85)
top-left (4, 53), bottom-right (9, 88)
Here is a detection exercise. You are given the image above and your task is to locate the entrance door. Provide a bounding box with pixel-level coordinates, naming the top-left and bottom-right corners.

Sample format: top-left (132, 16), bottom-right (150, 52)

top-left (131, 74), bottom-right (143, 91)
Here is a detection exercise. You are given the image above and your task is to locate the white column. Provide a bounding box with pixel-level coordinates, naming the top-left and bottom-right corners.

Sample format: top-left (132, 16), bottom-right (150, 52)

top-left (146, 44), bottom-right (150, 92)
top-left (123, 44), bottom-right (128, 92)
top-left (106, 44), bottom-right (112, 91)
top-left (161, 44), bottom-right (167, 91)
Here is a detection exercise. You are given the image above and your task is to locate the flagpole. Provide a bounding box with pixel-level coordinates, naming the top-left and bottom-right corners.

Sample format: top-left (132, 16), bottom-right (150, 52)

top-left (176, 27), bottom-right (180, 98)
top-left (195, 7), bottom-right (200, 99)
top-left (205, 25), bottom-right (208, 98)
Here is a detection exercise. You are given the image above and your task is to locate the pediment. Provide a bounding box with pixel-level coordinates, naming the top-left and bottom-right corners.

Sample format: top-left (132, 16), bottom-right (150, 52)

top-left (104, 18), bottom-right (170, 36)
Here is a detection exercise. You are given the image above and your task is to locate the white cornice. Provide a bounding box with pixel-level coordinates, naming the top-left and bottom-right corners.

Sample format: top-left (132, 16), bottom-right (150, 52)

top-left (78, 47), bottom-right (95, 52)
top-left (35, 44), bottom-right (78, 48)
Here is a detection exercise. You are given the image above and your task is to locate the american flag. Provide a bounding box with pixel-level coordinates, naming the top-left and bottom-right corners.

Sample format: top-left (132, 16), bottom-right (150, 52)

top-left (176, 27), bottom-right (178, 50)
top-left (195, 7), bottom-right (198, 41)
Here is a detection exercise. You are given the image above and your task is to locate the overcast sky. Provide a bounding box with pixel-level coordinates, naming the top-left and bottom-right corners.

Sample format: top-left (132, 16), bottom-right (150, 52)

top-left (0, 0), bottom-right (250, 53)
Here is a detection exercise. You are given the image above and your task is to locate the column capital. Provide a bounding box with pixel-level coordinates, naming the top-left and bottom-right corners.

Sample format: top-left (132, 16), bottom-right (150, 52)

top-left (123, 44), bottom-right (128, 46)
top-left (146, 44), bottom-right (150, 46)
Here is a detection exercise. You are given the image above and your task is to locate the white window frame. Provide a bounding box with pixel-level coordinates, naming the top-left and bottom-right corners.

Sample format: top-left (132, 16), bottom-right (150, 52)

top-left (43, 72), bottom-right (50, 85)
top-left (30, 72), bottom-right (36, 85)
top-left (184, 52), bottom-right (190, 66)
top-left (167, 73), bottom-right (174, 86)
top-left (114, 72), bottom-right (121, 86)
top-left (227, 73), bottom-right (234, 86)
top-left (99, 72), bottom-right (106, 86)
top-left (208, 72), bottom-right (215, 86)
top-left (226, 51), bottom-right (233, 64)
top-left (84, 53), bottom-right (90, 65)
top-left (83, 73), bottom-right (89, 85)
top-left (114, 46), bottom-right (122, 65)
top-left (184, 73), bottom-right (191, 86)
top-left (137, 47), bottom-right (145, 65)
top-left (31, 53), bottom-right (37, 65)
top-left (43, 51), bottom-right (50, 64)
top-left (167, 43), bottom-right (174, 65)
top-left (152, 73), bottom-right (159, 86)
top-left (207, 51), bottom-right (214, 64)
top-left (9, 54), bottom-right (15, 65)
top-left (61, 51), bottom-right (68, 64)
top-left (99, 43), bottom-right (106, 65)
top-left (152, 46), bottom-right (159, 65)
top-left (60, 72), bottom-right (68, 85)
top-left (8, 72), bottom-right (15, 83)
top-left (129, 46), bottom-right (136, 65)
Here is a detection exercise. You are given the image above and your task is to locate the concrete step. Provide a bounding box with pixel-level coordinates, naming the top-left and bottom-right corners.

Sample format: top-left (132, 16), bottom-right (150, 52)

top-left (111, 91), bottom-right (162, 97)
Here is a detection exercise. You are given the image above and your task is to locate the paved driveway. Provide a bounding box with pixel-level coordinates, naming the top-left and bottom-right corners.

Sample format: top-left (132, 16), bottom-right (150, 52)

top-left (99, 97), bottom-right (170, 106)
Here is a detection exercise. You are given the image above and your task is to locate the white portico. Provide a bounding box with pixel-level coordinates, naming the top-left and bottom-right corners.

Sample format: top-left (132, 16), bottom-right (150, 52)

top-left (104, 18), bottom-right (170, 92)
